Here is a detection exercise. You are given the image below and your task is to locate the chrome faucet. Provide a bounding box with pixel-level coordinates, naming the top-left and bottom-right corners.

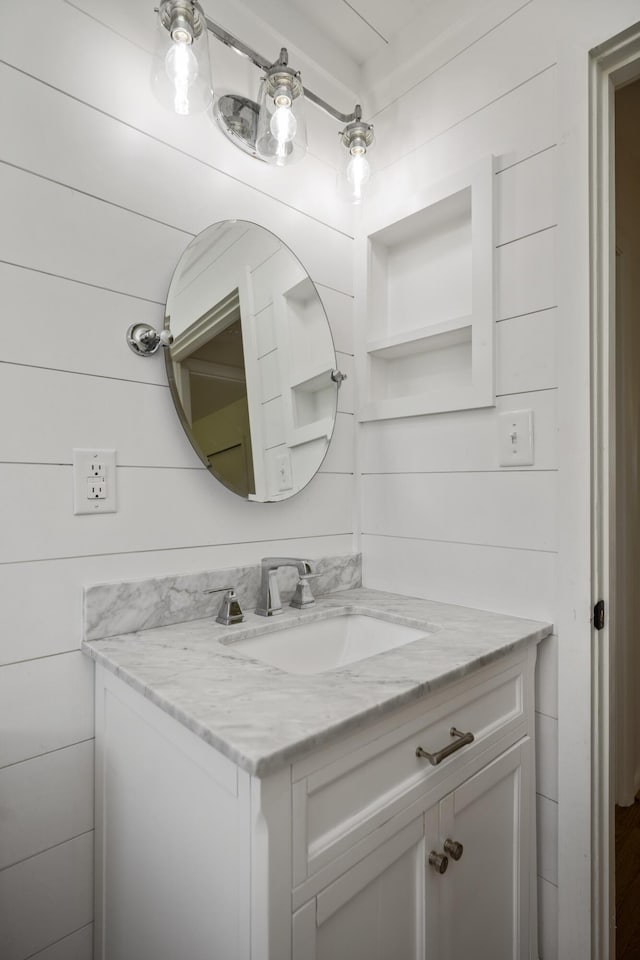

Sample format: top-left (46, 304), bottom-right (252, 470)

top-left (255, 557), bottom-right (313, 617)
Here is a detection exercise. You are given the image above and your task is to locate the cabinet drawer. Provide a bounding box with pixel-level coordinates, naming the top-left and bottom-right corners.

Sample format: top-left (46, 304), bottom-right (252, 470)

top-left (292, 657), bottom-right (527, 883)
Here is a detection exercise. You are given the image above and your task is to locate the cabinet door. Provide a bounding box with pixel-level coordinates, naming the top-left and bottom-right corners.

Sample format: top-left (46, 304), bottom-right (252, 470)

top-left (293, 816), bottom-right (425, 960)
top-left (426, 739), bottom-right (533, 960)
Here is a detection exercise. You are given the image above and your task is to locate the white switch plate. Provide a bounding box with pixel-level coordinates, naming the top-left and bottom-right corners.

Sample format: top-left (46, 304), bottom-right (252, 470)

top-left (498, 410), bottom-right (534, 466)
top-left (73, 449), bottom-right (117, 514)
top-left (275, 451), bottom-right (293, 492)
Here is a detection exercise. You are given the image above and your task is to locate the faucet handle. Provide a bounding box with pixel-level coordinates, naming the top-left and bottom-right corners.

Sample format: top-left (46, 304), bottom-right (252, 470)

top-left (290, 573), bottom-right (320, 610)
top-left (204, 586), bottom-right (244, 625)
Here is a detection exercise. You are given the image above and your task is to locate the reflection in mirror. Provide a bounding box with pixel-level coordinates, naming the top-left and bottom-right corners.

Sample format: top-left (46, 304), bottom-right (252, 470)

top-left (165, 220), bottom-right (338, 502)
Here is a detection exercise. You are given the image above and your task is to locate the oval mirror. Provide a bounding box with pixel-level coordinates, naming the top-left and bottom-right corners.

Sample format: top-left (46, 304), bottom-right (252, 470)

top-left (164, 220), bottom-right (338, 501)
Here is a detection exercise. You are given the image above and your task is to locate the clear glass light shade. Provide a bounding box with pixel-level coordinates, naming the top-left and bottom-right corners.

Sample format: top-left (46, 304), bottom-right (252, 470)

top-left (255, 78), bottom-right (307, 165)
top-left (338, 126), bottom-right (374, 204)
top-left (151, 1), bottom-right (213, 116)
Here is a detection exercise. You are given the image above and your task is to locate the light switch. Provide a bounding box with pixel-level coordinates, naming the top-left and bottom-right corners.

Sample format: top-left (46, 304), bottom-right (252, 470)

top-left (275, 452), bottom-right (293, 491)
top-left (73, 449), bottom-right (117, 514)
top-left (498, 410), bottom-right (534, 466)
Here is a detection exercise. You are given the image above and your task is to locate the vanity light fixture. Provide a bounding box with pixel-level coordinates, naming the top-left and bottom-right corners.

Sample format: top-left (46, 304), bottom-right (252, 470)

top-left (152, 0), bottom-right (374, 197)
top-left (255, 48), bottom-right (307, 165)
top-left (339, 108), bottom-right (374, 204)
top-left (152, 0), bottom-right (213, 116)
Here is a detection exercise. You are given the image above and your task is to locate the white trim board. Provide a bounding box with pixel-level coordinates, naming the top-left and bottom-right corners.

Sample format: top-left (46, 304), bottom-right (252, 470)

top-left (588, 22), bottom-right (640, 960)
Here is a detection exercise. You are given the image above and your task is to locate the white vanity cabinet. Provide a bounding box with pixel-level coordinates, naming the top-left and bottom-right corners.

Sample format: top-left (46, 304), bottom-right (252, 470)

top-left (93, 641), bottom-right (538, 960)
top-left (291, 743), bottom-right (532, 960)
top-left (292, 814), bottom-right (427, 959)
top-left (425, 740), bottom-right (532, 960)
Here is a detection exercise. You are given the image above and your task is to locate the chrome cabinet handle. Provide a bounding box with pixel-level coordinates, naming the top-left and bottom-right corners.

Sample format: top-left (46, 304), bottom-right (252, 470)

top-left (428, 851), bottom-right (449, 874)
top-left (443, 838), bottom-right (464, 861)
top-left (415, 727), bottom-right (475, 766)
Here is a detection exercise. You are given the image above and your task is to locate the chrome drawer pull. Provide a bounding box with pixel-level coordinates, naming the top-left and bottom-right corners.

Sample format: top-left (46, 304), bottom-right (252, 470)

top-left (415, 727), bottom-right (475, 766)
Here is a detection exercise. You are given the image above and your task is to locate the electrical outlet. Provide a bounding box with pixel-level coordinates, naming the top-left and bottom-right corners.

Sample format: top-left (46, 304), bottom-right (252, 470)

top-left (87, 479), bottom-right (107, 500)
top-left (73, 449), bottom-right (117, 514)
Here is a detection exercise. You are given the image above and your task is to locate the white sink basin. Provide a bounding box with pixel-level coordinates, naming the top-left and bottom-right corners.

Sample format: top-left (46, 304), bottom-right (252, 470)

top-left (231, 613), bottom-right (429, 675)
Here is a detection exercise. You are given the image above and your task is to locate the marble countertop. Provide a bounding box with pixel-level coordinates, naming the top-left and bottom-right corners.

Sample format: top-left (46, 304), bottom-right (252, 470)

top-left (82, 588), bottom-right (552, 777)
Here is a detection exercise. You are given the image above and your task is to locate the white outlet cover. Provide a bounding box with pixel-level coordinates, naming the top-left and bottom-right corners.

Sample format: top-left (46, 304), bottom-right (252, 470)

top-left (73, 448), bottom-right (117, 514)
top-left (498, 410), bottom-right (534, 466)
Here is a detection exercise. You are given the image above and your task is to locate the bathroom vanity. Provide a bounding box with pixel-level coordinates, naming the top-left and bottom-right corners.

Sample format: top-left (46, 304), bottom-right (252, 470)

top-left (84, 588), bottom-right (550, 960)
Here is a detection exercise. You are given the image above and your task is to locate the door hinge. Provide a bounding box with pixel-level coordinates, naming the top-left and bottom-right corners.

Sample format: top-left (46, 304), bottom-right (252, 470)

top-left (594, 599), bottom-right (605, 631)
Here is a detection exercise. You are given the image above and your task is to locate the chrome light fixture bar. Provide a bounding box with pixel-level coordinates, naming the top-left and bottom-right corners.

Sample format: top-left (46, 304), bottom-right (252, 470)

top-left (153, 1), bottom-right (374, 195)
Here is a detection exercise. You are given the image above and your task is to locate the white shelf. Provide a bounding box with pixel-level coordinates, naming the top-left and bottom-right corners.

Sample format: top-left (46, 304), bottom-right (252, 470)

top-left (366, 315), bottom-right (473, 359)
top-left (359, 156), bottom-right (495, 421)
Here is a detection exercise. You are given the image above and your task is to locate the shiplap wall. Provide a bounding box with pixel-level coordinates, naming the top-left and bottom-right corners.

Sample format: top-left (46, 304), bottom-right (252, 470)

top-left (356, 4), bottom-right (560, 955)
top-left (5, 0), bottom-right (640, 956)
top-left (0, 1), bottom-right (356, 957)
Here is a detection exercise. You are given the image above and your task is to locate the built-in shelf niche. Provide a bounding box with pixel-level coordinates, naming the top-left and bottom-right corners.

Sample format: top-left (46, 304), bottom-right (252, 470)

top-left (360, 155), bottom-right (495, 421)
top-left (281, 277), bottom-right (336, 449)
top-left (290, 370), bottom-right (335, 444)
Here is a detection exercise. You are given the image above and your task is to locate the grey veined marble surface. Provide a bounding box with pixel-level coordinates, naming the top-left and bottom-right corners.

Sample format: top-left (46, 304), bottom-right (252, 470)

top-left (84, 553), bottom-right (361, 641)
top-left (83, 587), bottom-right (552, 777)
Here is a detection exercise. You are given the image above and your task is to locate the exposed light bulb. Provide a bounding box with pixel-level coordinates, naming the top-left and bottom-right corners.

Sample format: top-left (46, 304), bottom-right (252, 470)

top-left (270, 104), bottom-right (297, 144)
top-left (165, 40), bottom-right (199, 116)
top-left (256, 56), bottom-right (307, 164)
top-left (346, 149), bottom-right (370, 202)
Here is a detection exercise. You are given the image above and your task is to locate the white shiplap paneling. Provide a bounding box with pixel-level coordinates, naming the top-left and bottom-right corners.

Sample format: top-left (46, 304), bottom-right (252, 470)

top-left (367, 0), bottom-right (556, 172)
top-left (28, 925), bottom-right (93, 960)
top-left (368, 65), bottom-right (557, 224)
top-left (0, 654), bottom-right (94, 768)
top-left (360, 390), bottom-right (557, 474)
top-left (0, 365), bottom-right (195, 468)
top-left (361, 534), bottom-right (556, 622)
top-left (0, 741), bottom-right (94, 870)
top-left (0, 159), bottom-right (353, 304)
top-left (0, 2), bottom-right (358, 953)
top-left (362, 471), bottom-right (557, 551)
top-left (362, 0), bottom-right (531, 115)
top-left (0, 466), bottom-right (354, 565)
top-left (355, 11), bottom-right (561, 950)
top-left (496, 309), bottom-right (557, 396)
top-left (497, 228), bottom-right (557, 321)
top-left (496, 147), bottom-right (557, 246)
top-left (0, 262), bottom-right (166, 385)
top-left (0, 834), bottom-right (93, 960)
top-left (0, 260), bottom-right (354, 385)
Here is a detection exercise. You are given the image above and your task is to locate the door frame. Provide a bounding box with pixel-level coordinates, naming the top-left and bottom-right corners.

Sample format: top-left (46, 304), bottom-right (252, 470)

top-left (590, 23), bottom-right (640, 960)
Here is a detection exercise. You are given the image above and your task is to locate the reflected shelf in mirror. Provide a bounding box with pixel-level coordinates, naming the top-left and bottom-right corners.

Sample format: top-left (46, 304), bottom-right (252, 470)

top-left (163, 220), bottom-right (339, 502)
